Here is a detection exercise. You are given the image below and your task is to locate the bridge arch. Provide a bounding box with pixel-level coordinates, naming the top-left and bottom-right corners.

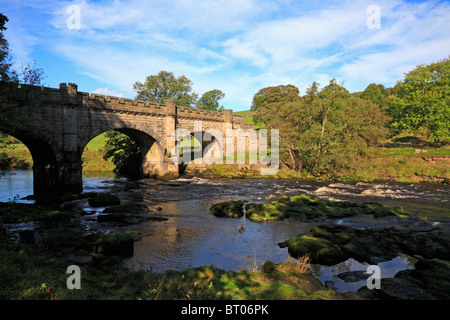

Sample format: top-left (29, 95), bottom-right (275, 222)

top-left (174, 130), bottom-right (224, 165)
top-left (81, 125), bottom-right (166, 178)
top-left (1, 128), bottom-right (59, 197)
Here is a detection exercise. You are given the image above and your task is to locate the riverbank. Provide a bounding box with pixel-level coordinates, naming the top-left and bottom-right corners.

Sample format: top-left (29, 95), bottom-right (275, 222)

top-left (189, 146), bottom-right (449, 184)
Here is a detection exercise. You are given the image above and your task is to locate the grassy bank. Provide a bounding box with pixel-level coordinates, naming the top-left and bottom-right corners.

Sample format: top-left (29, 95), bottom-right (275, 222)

top-left (192, 134), bottom-right (449, 184)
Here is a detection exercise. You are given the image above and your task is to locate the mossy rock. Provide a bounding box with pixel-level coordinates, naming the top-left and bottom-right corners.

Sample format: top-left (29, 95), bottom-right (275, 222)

top-left (210, 201), bottom-right (246, 218)
top-left (284, 234), bottom-right (349, 266)
top-left (93, 232), bottom-right (134, 257)
top-left (245, 202), bottom-right (286, 221)
top-left (357, 202), bottom-right (410, 218)
top-left (281, 224), bottom-right (449, 266)
top-left (244, 195), bottom-right (410, 222)
top-left (209, 196), bottom-right (410, 222)
top-left (88, 194), bottom-right (121, 207)
top-left (311, 225), bottom-right (355, 245)
top-left (97, 213), bottom-right (127, 223)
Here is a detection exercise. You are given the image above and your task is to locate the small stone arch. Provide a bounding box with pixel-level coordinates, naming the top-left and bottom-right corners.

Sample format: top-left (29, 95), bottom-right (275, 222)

top-left (174, 129), bottom-right (224, 164)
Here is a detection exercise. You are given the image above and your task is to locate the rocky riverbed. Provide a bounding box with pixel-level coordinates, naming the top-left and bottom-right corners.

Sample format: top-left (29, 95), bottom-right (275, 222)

top-left (209, 195), bottom-right (450, 299)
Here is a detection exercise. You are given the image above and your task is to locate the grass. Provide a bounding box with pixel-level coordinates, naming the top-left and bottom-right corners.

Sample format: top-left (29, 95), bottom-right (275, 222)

top-left (84, 133), bottom-right (108, 151)
top-left (234, 110), bottom-right (265, 129)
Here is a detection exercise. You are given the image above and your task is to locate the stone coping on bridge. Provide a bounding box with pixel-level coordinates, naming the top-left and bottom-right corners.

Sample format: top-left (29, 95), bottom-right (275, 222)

top-left (3, 82), bottom-right (249, 125)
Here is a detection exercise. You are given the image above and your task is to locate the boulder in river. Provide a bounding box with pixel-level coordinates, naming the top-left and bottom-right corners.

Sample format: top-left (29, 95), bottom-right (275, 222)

top-left (280, 224), bottom-right (450, 265)
top-left (210, 195), bottom-right (410, 222)
top-left (358, 258), bottom-right (450, 299)
top-left (210, 200), bottom-right (246, 218)
top-left (88, 194), bottom-right (121, 207)
top-left (93, 232), bottom-right (134, 257)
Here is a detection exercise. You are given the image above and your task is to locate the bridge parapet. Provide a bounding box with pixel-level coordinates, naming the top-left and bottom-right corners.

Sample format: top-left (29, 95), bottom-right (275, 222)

top-left (1, 82), bottom-right (246, 126)
top-left (177, 104), bottom-right (226, 122)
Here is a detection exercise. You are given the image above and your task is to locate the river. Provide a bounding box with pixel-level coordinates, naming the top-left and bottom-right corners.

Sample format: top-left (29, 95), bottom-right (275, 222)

top-left (1, 170), bottom-right (449, 293)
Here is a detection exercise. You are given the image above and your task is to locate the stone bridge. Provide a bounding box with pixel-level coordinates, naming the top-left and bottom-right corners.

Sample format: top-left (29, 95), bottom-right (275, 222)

top-left (0, 82), bottom-right (252, 196)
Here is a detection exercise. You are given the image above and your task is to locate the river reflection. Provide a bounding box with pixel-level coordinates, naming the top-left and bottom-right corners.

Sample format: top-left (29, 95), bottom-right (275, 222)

top-left (1, 170), bottom-right (449, 292)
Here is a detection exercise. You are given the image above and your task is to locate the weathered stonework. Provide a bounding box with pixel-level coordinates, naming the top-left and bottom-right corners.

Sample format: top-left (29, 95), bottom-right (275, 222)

top-left (0, 82), bottom-right (252, 196)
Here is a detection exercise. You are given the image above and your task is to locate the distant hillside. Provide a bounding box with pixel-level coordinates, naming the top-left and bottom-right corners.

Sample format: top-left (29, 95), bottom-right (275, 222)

top-left (234, 110), bottom-right (264, 129)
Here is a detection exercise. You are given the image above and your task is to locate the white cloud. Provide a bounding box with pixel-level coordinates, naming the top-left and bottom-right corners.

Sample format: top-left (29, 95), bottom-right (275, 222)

top-left (92, 87), bottom-right (125, 98)
top-left (338, 0), bottom-right (450, 91)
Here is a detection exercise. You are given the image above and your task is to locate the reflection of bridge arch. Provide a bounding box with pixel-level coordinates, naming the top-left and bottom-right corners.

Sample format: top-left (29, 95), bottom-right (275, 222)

top-left (0, 82), bottom-right (252, 197)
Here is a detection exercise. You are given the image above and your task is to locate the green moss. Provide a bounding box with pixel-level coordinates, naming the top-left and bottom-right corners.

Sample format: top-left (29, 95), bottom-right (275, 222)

top-left (0, 202), bottom-right (81, 224)
top-left (286, 234), bottom-right (348, 265)
top-left (222, 195), bottom-right (411, 222)
top-left (210, 200), bottom-right (246, 218)
top-left (92, 232), bottom-right (134, 257)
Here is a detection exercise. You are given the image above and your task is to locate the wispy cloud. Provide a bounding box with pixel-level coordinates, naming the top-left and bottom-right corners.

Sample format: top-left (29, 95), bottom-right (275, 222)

top-left (92, 87), bottom-right (125, 98)
top-left (2, 0), bottom-right (449, 109)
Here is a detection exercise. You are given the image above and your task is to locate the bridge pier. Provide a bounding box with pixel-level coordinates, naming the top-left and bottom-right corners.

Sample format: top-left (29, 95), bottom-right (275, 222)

top-left (58, 160), bottom-right (83, 194)
top-left (33, 160), bottom-right (82, 197)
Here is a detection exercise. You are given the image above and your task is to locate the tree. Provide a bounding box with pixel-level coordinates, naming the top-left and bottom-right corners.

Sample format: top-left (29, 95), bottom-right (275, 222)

top-left (387, 57), bottom-right (450, 142)
top-left (103, 131), bottom-right (142, 177)
top-left (250, 84), bottom-right (300, 111)
top-left (255, 80), bottom-right (389, 176)
top-left (196, 89), bottom-right (225, 111)
top-left (133, 70), bottom-right (198, 107)
top-left (360, 83), bottom-right (388, 109)
top-left (0, 13), bottom-right (15, 82)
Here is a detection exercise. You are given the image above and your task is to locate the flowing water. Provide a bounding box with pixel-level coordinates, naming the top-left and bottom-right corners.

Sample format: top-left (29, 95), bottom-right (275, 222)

top-left (1, 170), bottom-right (449, 293)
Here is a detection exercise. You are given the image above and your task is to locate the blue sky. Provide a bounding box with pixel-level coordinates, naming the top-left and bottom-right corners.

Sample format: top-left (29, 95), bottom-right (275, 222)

top-left (2, 0), bottom-right (449, 111)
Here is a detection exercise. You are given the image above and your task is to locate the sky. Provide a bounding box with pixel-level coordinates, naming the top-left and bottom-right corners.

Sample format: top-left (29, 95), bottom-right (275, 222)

top-left (1, 0), bottom-right (449, 111)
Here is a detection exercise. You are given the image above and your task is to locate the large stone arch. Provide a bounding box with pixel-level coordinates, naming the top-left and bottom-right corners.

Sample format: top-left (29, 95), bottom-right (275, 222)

top-left (1, 127), bottom-right (60, 197)
top-left (81, 123), bottom-right (166, 178)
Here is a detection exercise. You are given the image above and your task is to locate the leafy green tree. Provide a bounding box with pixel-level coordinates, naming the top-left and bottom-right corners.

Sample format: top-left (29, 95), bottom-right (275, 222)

top-left (196, 89), bottom-right (225, 111)
top-left (103, 131), bottom-right (142, 177)
top-left (250, 84), bottom-right (300, 111)
top-left (387, 57), bottom-right (449, 142)
top-left (133, 70), bottom-right (198, 107)
top-left (251, 84), bottom-right (302, 129)
top-left (255, 80), bottom-right (389, 176)
top-left (0, 13), bottom-right (15, 82)
top-left (360, 83), bottom-right (388, 109)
